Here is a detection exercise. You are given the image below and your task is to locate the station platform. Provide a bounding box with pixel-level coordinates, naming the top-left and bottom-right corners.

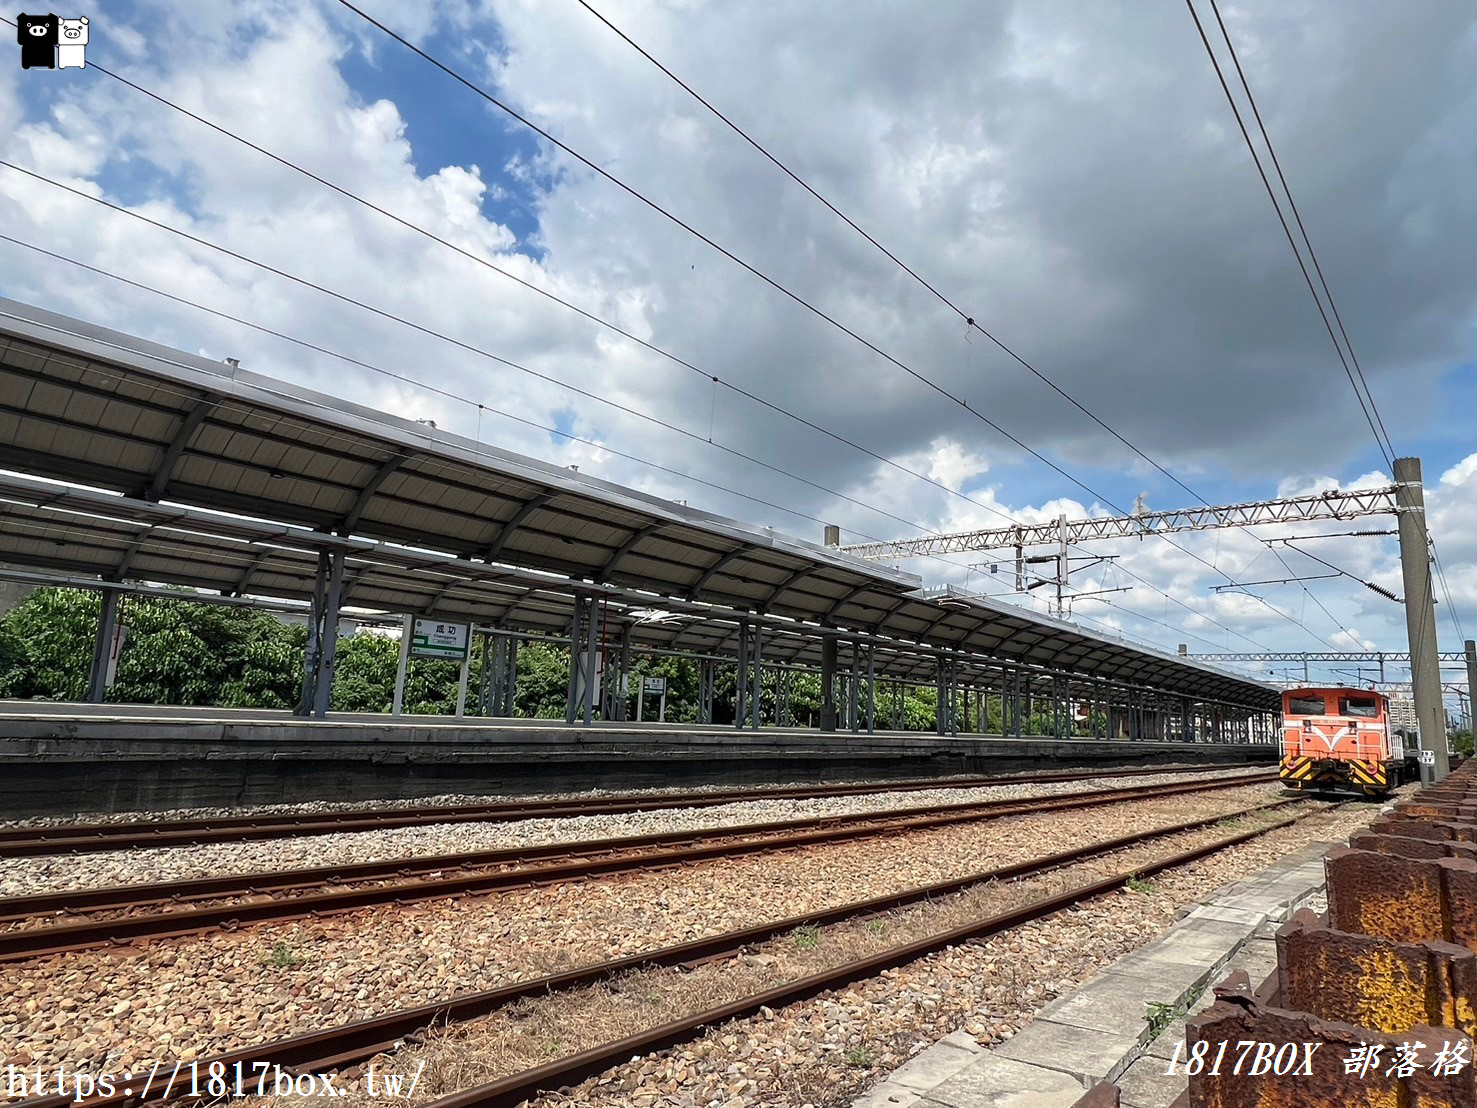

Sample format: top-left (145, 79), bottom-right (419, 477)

top-left (0, 702), bottom-right (1275, 816)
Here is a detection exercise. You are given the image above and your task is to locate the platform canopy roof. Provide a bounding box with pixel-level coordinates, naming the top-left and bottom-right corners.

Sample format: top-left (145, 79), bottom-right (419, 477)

top-left (0, 299), bottom-right (1278, 707)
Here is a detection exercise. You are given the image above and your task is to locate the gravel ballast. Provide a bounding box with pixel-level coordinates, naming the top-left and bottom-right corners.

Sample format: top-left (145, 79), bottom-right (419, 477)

top-left (519, 802), bottom-right (1388, 1108)
top-left (0, 767), bottom-right (1268, 898)
top-left (225, 800), bottom-right (1381, 1108)
top-left (3, 781), bottom-right (1284, 1078)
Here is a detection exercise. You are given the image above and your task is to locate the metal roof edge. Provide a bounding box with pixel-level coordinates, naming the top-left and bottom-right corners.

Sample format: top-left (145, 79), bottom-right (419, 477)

top-left (913, 585), bottom-right (1280, 695)
top-left (0, 298), bottom-right (920, 591)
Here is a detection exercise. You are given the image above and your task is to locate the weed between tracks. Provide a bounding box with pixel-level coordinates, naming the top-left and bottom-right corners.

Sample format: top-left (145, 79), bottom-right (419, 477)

top-left (261, 941), bottom-right (305, 968)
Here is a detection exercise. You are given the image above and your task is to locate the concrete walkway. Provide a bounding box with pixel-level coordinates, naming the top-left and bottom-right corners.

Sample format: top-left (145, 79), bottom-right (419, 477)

top-left (852, 842), bottom-right (1332, 1108)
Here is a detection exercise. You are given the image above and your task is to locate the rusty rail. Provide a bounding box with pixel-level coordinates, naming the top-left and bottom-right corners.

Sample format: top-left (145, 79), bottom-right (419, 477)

top-left (0, 763), bottom-right (1254, 856)
top-left (0, 771), bottom-right (1276, 961)
top-left (421, 803), bottom-right (1330, 1108)
top-left (11, 795), bottom-right (1322, 1108)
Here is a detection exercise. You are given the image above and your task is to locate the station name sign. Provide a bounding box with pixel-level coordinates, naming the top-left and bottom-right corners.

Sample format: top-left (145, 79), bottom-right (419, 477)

top-left (410, 619), bottom-right (470, 661)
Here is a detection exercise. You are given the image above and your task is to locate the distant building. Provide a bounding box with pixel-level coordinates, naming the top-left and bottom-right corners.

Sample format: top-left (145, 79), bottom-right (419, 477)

top-left (1388, 696), bottom-right (1418, 734)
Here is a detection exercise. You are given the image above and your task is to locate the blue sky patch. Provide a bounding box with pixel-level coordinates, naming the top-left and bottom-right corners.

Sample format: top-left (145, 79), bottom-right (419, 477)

top-left (336, 10), bottom-right (550, 259)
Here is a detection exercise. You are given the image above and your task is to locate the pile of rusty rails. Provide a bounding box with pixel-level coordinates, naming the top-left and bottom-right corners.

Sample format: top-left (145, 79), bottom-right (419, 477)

top-left (0, 763), bottom-right (1248, 856)
top-left (13, 774), bottom-right (1323, 1108)
top-left (1, 771), bottom-right (1276, 962)
top-left (1071, 759), bottom-right (1477, 1108)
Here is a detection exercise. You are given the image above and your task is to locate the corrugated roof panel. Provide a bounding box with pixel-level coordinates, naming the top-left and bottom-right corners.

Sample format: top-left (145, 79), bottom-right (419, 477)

top-left (0, 300), bottom-right (1278, 708)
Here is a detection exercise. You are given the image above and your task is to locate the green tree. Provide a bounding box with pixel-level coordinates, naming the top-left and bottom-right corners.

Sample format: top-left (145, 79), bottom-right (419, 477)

top-left (0, 587), bottom-right (304, 707)
top-left (0, 621), bottom-right (33, 698)
top-left (1451, 729), bottom-right (1474, 758)
top-left (109, 596), bottom-right (303, 707)
top-left (3, 586), bottom-right (99, 699)
top-left (515, 641), bottom-right (574, 718)
top-left (330, 632), bottom-right (400, 712)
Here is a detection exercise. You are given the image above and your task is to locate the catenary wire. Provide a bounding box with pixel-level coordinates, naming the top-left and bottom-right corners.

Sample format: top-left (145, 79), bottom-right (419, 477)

top-left (577, 0), bottom-right (1374, 655)
top-left (0, 162), bottom-right (950, 541)
top-left (0, 4), bottom-right (1328, 654)
top-left (1184, 0), bottom-right (1392, 470)
top-left (17, 30), bottom-right (1041, 542)
top-left (1431, 543), bottom-right (1468, 643)
top-left (88, 14), bottom-right (1367, 649)
top-left (23, 6), bottom-right (1324, 656)
top-left (0, 16), bottom-right (1370, 660)
top-left (1196, 0), bottom-right (1469, 667)
top-left (0, 226), bottom-right (1285, 656)
top-left (573, 0), bottom-right (1211, 505)
top-left (1206, 0), bottom-right (1396, 463)
top-left (334, 0), bottom-right (1338, 651)
top-left (338, 0), bottom-right (1191, 532)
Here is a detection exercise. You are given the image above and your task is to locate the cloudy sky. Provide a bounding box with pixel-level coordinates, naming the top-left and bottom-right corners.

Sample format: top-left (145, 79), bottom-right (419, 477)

top-left (2, 0), bottom-right (1474, 699)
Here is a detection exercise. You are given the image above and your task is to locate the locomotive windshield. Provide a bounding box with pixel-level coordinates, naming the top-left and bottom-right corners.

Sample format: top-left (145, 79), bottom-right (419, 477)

top-left (1339, 696), bottom-right (1380, 718)
top-left (1287, 694), bottom-right (1327, 715)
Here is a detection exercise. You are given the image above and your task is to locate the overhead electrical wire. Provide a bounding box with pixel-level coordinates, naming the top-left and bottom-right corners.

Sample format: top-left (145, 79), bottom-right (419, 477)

top-left (1191, 0), bottom-right (1469, 659)
top-left (21, 34), bottom-right (1037, 542)
top-left (0, 23), bottom-right (1311, 657)
top-left (334, 1), bottom-right (1205, 545)
top-left (1185, 0), bottom-right (1392, 470)
top-left (334, 0), bottom-right (1340, 652)
top-left (572, 0), bottom-right (1208, 504)
top-left (1262, 543), bottom-right (1362, 645)
top-left (1431, 544), bottom-right (1467, 643)
top-left (572, 0), bottom-right (1357, 654)
top-left (34, 12), bottom-right (1304, 654)
top-left (0, 8), bottom-right (1331, 656)
top-left (1204, 0), bottom-right (1396, 464)
top-left (0, 217), bottom-right (914, 542)
top-left (0, 228), bottom-right (1284, 657)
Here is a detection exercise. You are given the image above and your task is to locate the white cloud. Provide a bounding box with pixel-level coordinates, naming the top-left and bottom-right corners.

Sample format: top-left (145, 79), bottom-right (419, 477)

top-left (0, 0), bottom-right (1470, 691)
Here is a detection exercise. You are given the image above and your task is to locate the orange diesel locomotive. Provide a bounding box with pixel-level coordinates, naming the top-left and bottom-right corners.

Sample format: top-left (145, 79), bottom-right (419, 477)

top-left (1278, 687), bottom-right (1415, 796)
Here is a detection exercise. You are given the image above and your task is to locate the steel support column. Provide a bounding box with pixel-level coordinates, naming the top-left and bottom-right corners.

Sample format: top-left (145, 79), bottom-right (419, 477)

top-left (735, 620), bottom-right (750, 730)
top-left (581, 596), bottom-right (599, 725)
top-left (934, 658), bottom-right (946, 736)
top-left (502, 638), bottom-right (519, 716)
top-left (849, 643), bottom-right (862, 734)
top-left (616, 622), bottom-right (633, 721)
top-left (85, 588), bottom-right (122, 704)
top-left (865, 644), bottom-right (877, 734)
top-left (296, 552), bottom-right (329, 716)
top-left (478, 632), bottom-right (494, 716)
top-left (564, 595), bottom-right (585, 726)
top-left (820, 635), bottom-right (838, 732)
top-left (310, 550), bottom-right (346, 718)
top-left (749, 621), bottom-right (763, 730)
top-left (701, 658), bottom-right (716, 724)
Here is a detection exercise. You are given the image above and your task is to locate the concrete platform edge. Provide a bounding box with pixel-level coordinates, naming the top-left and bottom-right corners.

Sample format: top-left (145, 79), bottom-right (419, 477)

top-left (852, 838), bottom-right (1335, 1108)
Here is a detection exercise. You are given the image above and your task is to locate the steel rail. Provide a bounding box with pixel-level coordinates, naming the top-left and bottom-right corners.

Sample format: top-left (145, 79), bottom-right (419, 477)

top-left (0, 763), bottom-right (1255, 856)
top-left (424, 803), bottom-right (1337, 1108)
top-left (11, 795), bottom-right (1322, 1108)
top-left (1, 772), bottom-right (1273, 920)
top-left (0, 772), bottom-right (1275, 961)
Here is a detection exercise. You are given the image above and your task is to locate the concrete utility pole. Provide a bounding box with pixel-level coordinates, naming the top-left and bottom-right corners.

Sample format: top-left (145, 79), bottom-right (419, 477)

top-left (1466, 640), bottom-right (1477, 733)
top-left (1395, 458), bottom-right (1448, 781)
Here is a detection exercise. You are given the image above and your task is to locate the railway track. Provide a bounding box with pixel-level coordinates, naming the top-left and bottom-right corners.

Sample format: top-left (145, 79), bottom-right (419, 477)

top-left (11, 793), bottom-right (1332, 1108)
top-left (0, 770), bottom-right (1276, 961)
top-left (0, 762), bottom-right (1263, 856)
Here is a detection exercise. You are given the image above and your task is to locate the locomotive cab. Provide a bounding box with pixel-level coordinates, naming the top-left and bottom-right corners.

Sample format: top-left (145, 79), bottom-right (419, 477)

top-left (1278, 686), bottom-right (1412, 798)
